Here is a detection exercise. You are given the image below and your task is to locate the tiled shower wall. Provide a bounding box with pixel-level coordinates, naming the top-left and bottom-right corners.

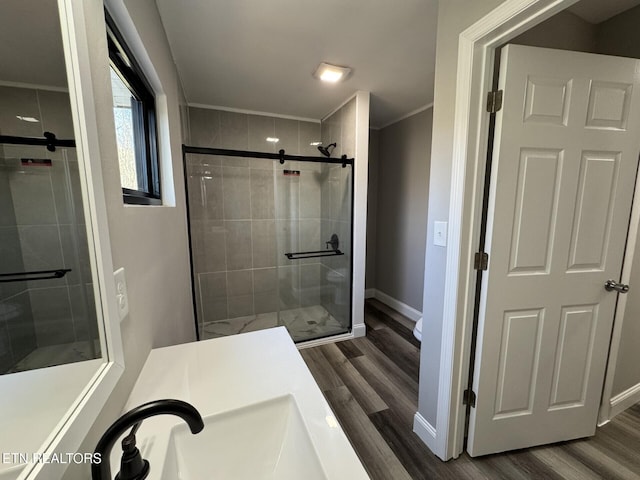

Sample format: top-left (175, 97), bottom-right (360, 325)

top-left (186, 107), bottom-right (341, 328)
top-left (0, 86), bottom-right (96, 372)
top-left (320, 98), bottom-right (356, 328)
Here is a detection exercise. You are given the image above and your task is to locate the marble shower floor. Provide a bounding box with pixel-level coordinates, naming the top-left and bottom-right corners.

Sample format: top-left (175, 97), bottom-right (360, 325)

top-left (4, 340), bottom-right (101, 375)
top-left (201, 305), bottom-right (348, 342)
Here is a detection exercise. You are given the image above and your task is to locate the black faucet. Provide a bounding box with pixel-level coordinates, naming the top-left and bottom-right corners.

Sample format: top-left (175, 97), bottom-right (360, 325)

top-left (91, 399), bottom-right (204, 480)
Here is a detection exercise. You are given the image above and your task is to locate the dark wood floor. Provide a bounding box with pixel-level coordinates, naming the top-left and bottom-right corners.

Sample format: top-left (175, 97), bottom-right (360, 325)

top-left (300, 298), bottom-right (640, 480)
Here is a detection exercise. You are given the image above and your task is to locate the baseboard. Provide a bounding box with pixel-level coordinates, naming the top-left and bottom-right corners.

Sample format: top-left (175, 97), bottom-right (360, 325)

top-left (413, 413), bottom-right (440, 456)
top-left (364, 288), bottom-right (376, 299)
top-left (609, 382), bottom-right (640, 419)
top-left (352, 322), bottom-right (367, 338)
top-left (372, 289), bottom-right (421, 322)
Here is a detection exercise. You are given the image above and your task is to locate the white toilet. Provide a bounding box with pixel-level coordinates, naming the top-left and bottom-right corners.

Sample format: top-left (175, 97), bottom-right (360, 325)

top-left (326, 268), bottom-right (348, 305)
top-left (413, 317), bottom-right (422, 341)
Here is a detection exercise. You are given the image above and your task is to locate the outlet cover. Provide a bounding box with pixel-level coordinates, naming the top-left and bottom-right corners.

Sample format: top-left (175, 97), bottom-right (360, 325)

top-left (114, 267), bottom-right (129, 322)
top-left (434, 221), bottom-right (447, 247)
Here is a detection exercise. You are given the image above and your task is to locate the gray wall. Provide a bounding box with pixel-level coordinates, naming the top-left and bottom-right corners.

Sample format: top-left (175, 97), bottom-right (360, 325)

top-left (418, 0), bottom-right (506, 430)
top-left (375, 109), bottom-right (432, 311)
top-left (185, 107), bottom-right (324, 327)
top-left (511, 10), bottom-right (597, 53)
top-left (64, 0), bottom-right (195, 476)
top-left (320, 98), bottom-right (356, 328)
top-left (596, 4), bottom-right (640, 398)
top-left (366, 129), bottom-right (379, 290)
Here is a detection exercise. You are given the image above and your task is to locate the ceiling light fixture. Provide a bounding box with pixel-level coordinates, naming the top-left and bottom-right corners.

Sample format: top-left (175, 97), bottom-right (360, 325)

top-left (313, 63), bottom-right (351, 83)
top-left (266, 137), bottom-right (279, 143)
top-left (16, 116), bottom-right (39, 123)
top-left (309, 142), bottom-right (322, 146)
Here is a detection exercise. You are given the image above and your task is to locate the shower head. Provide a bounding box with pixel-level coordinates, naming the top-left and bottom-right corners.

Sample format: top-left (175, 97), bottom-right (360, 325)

top-left (317, 143), bottom-right (337, 157)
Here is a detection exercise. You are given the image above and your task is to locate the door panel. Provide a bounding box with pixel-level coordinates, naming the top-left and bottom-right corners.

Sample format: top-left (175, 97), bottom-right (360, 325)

top-left (467, 44), bottom-right (640, 456)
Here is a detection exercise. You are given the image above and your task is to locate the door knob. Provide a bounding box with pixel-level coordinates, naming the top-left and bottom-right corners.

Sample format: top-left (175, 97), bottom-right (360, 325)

top-left (604, 280), bottom-right (630, 293)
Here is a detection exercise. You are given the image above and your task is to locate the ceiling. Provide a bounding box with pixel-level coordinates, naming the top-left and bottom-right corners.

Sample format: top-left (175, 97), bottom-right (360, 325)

top-left (3, 0), bottom-right (640, 129)
top-left (154, 0), bottom-right (439, 128)
top-left (568, 0), bottom-right (640, 23)
top-left (0, 0), bottom-right (68, 89)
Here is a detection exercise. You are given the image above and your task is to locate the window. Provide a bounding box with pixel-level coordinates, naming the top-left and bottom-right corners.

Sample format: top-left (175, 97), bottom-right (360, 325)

top-left (106, 12), bottom-right (161, 205)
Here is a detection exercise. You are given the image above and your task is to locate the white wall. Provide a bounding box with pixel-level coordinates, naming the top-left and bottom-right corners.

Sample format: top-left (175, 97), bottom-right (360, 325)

top-left (63, 0), bottom-right (194, 476)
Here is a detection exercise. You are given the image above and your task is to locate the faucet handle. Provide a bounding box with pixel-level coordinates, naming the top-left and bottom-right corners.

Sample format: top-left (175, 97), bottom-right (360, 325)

top-left (117, 422), bottom-right (149, 480)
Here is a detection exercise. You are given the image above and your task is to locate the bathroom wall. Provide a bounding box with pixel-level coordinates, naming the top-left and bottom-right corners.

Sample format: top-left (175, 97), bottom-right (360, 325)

top-left (186, 106), bottom-right (325, 327)
top-left (511, 10), bottom-right (597, 52)
top-left (375, 108), bottom-right (432, 312)
top-left (64, 0), bottom-right (195, 476)
top-left (417, 0), bottom-right (506, 434)
top-left (0, 85), bottom-right (97, 373)
top-left (366, 129), bottom-right (379, 290)
top-left (320, 97), bottom-right (356, 328)
top-left (594, 4), bottom-right (640, 402)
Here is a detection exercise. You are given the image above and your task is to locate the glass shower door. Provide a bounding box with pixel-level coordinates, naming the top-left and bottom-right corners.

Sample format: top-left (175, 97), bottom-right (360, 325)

top-left (274, 159), bottom-right (352, 342)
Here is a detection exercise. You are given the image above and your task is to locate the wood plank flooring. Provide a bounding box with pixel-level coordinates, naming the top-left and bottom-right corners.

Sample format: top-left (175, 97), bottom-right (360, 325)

top-left (300, 298), bottom-right (640, 480)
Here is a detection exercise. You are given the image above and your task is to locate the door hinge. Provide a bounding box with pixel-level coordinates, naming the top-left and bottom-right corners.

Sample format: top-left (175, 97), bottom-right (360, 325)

top-left (486, 90), bottom-right (503, 113)
top-left (463, 389), bottom-right (477, 408)
top-left (474, 252), bottom-right (489, 271)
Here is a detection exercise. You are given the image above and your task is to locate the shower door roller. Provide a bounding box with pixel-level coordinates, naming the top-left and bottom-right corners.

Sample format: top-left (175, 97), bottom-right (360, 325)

top-left (604, 280), bottom-right (630, 294)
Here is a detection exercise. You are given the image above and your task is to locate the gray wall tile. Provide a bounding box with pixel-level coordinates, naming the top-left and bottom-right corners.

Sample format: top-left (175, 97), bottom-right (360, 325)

top-left (0, 87), bottom-right (42, 137)
top-left (17, 225), bottom-right (65, 289)
top-left (299, 121), bottom-right (322, 157)
top-left (227, 294), bottom-right (254, 318)
top-left (274, 118), bottom-right (299, 155)
top-left (248, 115), bottom-right (275, 152)
top-left (3, 291), bottom-right (37, 365)
top-left (192, 220), bottom-right (227, 273)
top-left (29, 287), bottom-right (74, 347)
top-left (250, 168), bottom-right (275, 219)
top-left (222, 166), bottom-right (251, 219)
top-left (227, 270), bottom-right (253, 296)
top-left (37, 90), bottom-right (75, 139)
top-left (198, 272), bottom-right (228, 322)
top-left (220, 111), bottom-right (248, 150)
top-left (225, 221), bottom-right (252, 270)
top-left (9, 167), bottom-right (57, 226)
top-left (188, 108), bottom-right (221, 147)
top-left (252, 220), bottom-right (276, 268)
top-left (186, 163), bottom-right (223, 221)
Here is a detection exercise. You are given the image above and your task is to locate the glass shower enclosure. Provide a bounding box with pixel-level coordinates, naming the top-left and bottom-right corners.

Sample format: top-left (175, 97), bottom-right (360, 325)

top-left (184, 146), bottom-right (353, 343)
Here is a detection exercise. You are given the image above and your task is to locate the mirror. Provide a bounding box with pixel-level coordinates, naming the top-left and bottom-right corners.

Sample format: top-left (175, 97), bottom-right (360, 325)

top-left (0, 0), bottom-right (110, 478)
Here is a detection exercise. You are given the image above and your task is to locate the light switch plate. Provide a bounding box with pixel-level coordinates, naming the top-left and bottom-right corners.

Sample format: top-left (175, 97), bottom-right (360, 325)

top-left (434, 221), bottom-right (447, 247)
top-left (114, 267), bottom-right (129, 322)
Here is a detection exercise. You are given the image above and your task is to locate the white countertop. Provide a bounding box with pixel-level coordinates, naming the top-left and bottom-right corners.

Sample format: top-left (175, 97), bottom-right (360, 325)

top-left (118, 327), bottom-right (369, 479)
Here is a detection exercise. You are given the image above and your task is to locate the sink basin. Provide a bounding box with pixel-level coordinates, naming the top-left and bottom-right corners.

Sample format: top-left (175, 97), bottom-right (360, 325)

top-left (161, 395), bottom-right (328, 480)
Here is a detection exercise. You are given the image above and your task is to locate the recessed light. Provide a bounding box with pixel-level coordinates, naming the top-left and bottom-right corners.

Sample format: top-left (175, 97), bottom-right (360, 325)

top-left (266, 137), bottom-right (279, 143)
top-left (310, 142), bottom-right (322, 146)
top-left (16, 116), bottom-right (39, 123)
top-left (313, 63), bottom-right (351, 83)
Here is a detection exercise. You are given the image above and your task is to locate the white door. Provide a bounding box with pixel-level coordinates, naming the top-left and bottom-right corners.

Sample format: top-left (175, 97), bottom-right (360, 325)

top-left (467, 44), bottom-right (640, 457)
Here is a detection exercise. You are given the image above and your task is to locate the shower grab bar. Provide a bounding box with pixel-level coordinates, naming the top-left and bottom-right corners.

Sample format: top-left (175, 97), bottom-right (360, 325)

top-left (0, 269), bottom-right (72, 283)
top-left (285, 250), bottom-right (344, 260)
